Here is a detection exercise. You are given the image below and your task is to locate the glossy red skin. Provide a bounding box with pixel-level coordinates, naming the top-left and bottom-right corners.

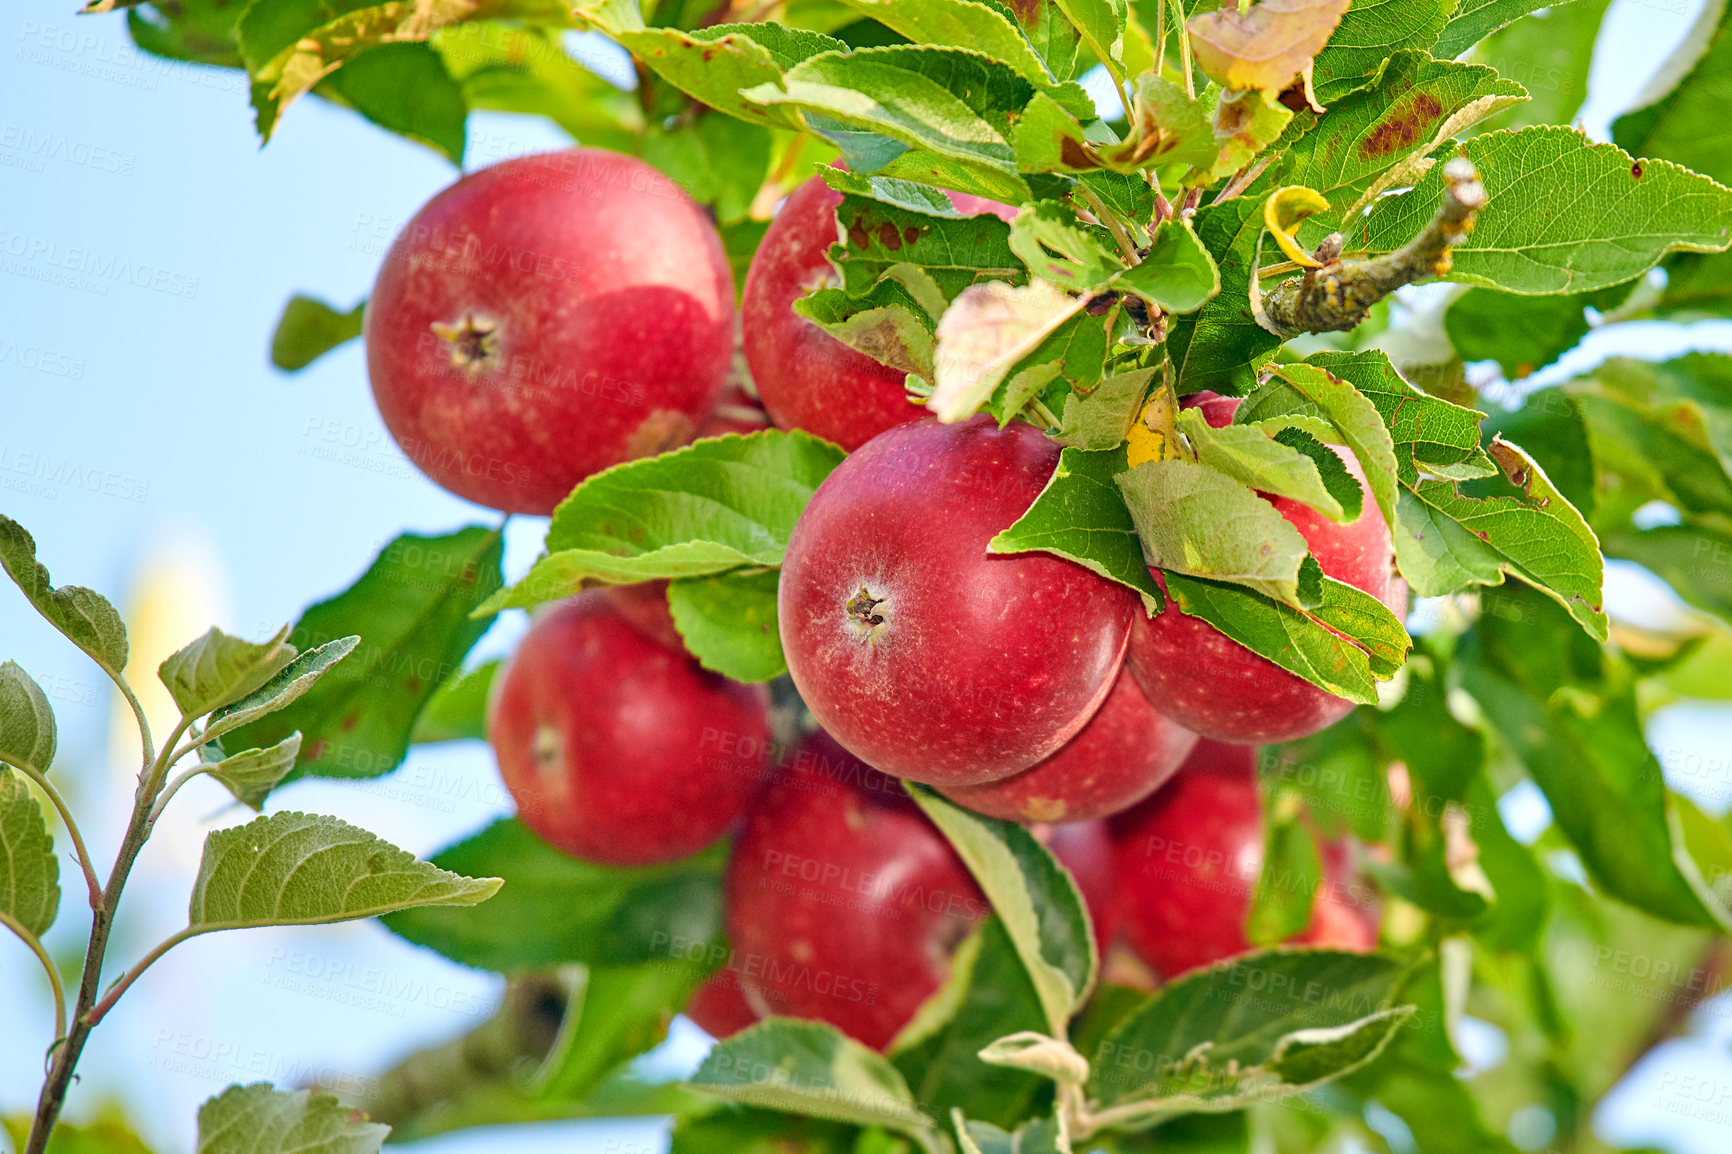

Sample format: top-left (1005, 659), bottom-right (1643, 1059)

top-left (686, 971), bottom-right (759, 1039)
top-left (779, 416), bottom-right (1137, 785)
top-left (940, 667), bottom-right (1198, 822)
top-left (489, 597), bottom-right (769, 866)
top-left (725, 732), bottom-right (985, 1050)
top-left (1110, 740), bottom-right (1377, 979)
top-left (742, 176), bottom-right (926, 450)
top-left (367, 150), bottom-right (735, 514)
top-left (599, 580), bottom-right (685, 653)
top-left (1037, 821), bottom-right (1120, 950)
top-left (1126, 393), bottom-right (1408, 744)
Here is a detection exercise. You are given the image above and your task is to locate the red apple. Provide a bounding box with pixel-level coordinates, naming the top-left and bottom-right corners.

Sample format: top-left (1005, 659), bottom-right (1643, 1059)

top-left (701, 381), bottom-right (771, 439)
top-left (742, 175), bottom-right (927, 450)
top-left (1126, 392), bottom-right (1408, 744)
top-left (685, 971), bottom-right (759, 1039)
top-left (1035, 820), bottom-right (1120, 950)
top-left (489, 596), bottom-right (769, 866)
top-left (725, 731), bottom-right (985, 1050)
top-left (599, 580), bottom-right (684, 653)
top-left (366, 149), bottom-right (735, 514)
top-left (778, 416), bottom-right (1137, 786)
top-left (1110, 739), bottom-right (1377, 979)
top-left (940, 667), bottom-right (1197, 822)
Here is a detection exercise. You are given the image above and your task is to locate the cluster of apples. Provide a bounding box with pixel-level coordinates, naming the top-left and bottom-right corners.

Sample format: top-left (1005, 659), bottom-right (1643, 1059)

top-left (364, 149), bottom-right (1389, 1050)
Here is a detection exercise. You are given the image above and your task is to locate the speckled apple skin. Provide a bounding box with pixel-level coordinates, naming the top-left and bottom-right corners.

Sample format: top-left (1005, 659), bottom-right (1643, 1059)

top-left (778, 416), bottom-right (1137, 786)
top-left (724, 732), bottom-right (984, 1051)
top-left (1109, 740), bottom-right (1378, 979)
top-left (1126, 393), bottom-right (1408, 744)
top-left (366, 149), bottom-right (735, 514)
top-left (742, 176), bottom-right (928, 450)
top-left (488, 596), bottom-right (769, 866)
top-left (942, 667), bottom-right (1198, 822)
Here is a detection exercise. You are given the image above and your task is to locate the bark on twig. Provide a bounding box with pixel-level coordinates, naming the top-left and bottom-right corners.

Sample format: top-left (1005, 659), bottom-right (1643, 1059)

top-left (1258, 157), bottom-right (1487, 338)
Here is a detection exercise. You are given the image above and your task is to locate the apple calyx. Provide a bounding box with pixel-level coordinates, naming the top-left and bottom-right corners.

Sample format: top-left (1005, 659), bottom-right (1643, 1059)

top-left (845, 585), bottom-right (891, 640)
top-left (430, 311), bottom-right (501, 375)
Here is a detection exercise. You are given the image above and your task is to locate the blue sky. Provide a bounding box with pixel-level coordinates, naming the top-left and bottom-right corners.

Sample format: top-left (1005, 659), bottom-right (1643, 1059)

top-left (4, 0), bottom-right (1732, 1150)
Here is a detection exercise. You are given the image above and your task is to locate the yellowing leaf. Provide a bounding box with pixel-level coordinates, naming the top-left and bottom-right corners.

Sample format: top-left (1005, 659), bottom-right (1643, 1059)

top-left (1264, 186), bottom-right (1331, 268)
top-left (932, 281), bottom-right (1086, 422)
top-left (1187, 0), bottom-right (1352, 95)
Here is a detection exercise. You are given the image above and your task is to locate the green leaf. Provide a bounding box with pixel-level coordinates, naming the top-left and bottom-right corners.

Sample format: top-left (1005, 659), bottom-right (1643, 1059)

top-left (316, 42), bottom-right (468, 163)
top-left (1566, 355), bottom-right (1732, 514)
top-left (1052, 0), bottom-right (1128, 72)
top-left (1259, 362), bottom-right (1399, 529)
top-left (535, 963), bottom-right (707, 1101)
top-left (894, 919), bottom-right (1049, 1128)
top-left (1115, 219), bottom-right (1220, 314)
top-left (1245, 797), bottom-right (1323, 946)
top-left (667, 569), bottom-right (787, 682)
top-left (409, 660), bottom-right (498, 744)
top-left (0, 516), bottom-right (128, 677)
top-left (269, 294), bottom-right (364, 372)
top-left (1652, 249), bottom-right (1732, 321)
top-left (835, 0), bottom-right (1070, 97)
top-left (643, 115), bottom-right (775, 225)
top-left (384, 819), bottom-right (725, 970)
top-left (123, 0), bottom-right (244, 66)
top-left (204, 637), bottom-right (359, 748)
top-left (1600, 524), bottom-right (1732, 624)
top-left (0, 662), bottom-right (56, 774)
top-left (744, 46), bottom-right (1030, 173)
top-left (990, 445), bottom-right (1163, 614)
top-left (218, 527), bottom-right (503, 778)
top-left (1116, 458), bottom-right (1316, 606)
top-left (1444, 288), bottom-right (1610, 380)
top-left (187, 811), bottom-right (499, 934)
top-left (0, 765), bottom-right (59, 938)
top-left (689, 1019), bottom-right (939, 1136)
top-left (1480, 390), bottom-right (1597, 517)
top-left (1356, 127), bottom-right (1732, 295)
top-left (1300, 350), bottom-right (1488, 478)
top-left (956, 1114), bottom-right (1065, 1154)
top-left (490, 433), bottom-right (845, 611)
top-left (1434, 0), bottom-right (1566, 59)
top-left (195, 1083), bottom-right (388, 1154)
top-left (1397, 442), bottom-right (1606, 639)
top-left (1611, 1), bottom-right (1732, 185)
top-left (1462, 599), bottom-right (1732, 930)
top-left (1180, 409), bottom-right (1357, 522)
top-left (1469, 0), bottom-right (1609, 131)
top-left (825, 184), bottom-right (1023, 300)
top-left (1, 1113), bottom-right (156, 1154)
top-left (202, 734), bottom-right (302, 811)
top-left (668, 1110), bottom-right (857, 1154)
top-left (1053, 368), bottom-right (1153, 451)
top-left (1010, 201), bottom-right (1124, 292)
top-left (1088, 950), bottom-right (1415, 1115)
top-left (158, 625), bottom-right (295, 721)
top-left (1310, 0), bottom-right (1453, 104)
top-left (1160, 571), bottom-right (1406, 703)
top-left (582, 2), bottom-right (842, 130)
top-left (1275, 52), bottom-right (1527, 226)
top-left (905, 785), bottom-right (1095, 1033)
top-left (795, 283), bottom-right (937, 378)
top-left (1166, 196), bottom-right (1280, 395)
top-left (436, 23), bottom-right (643, 154)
